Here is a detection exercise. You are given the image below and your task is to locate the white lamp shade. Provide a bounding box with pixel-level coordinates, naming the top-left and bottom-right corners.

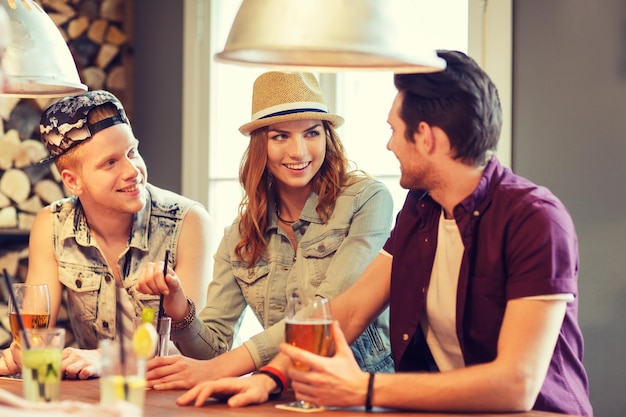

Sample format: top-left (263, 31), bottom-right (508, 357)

top-left (215, 0), bottom-right (446, 73)
top-left (1, 0), bottom-right (86, 98)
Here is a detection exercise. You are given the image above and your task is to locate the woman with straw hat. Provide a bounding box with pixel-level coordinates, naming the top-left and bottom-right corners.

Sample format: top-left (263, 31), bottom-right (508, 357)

top-left (141, 71), bottom-right (394, 390)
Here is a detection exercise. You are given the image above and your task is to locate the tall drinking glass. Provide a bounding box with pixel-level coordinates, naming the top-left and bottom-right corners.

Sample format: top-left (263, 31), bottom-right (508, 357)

top-left (8, 283), bottom-right (51, 378)
top-left (283, 294), bottom-right (333, 410)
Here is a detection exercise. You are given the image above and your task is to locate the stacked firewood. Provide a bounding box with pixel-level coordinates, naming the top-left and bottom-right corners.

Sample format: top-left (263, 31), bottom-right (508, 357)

top-left (43, 0), bottom-right (133, 114)
top-left (0, 128), bottom-right (67, 230)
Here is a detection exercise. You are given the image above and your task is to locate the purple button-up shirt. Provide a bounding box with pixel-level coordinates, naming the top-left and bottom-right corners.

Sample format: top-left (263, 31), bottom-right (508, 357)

top-left (383, 157), bottom-right (592, 416)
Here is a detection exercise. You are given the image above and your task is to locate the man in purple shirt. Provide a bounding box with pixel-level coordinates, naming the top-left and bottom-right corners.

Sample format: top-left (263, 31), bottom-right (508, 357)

top-left (176, 50), bottom-right (592, 416)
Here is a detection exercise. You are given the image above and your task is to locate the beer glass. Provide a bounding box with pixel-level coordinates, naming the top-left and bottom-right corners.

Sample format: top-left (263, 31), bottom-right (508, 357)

top-left (8, 283), bottom-right (51, 378)
top-left (8, 283), bottom-right (51, 346)
top-left (283, 294), bottom-right (333, 410)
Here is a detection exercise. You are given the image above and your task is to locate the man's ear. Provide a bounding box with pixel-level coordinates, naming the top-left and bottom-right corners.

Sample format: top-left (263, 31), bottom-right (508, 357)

top-left (61, 169), bottom-right (83, 195)
top-left (414, 121), bottom-right (435, 153)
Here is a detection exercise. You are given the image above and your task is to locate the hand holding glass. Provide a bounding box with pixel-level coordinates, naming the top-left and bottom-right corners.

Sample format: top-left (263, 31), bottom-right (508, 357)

top-left (283, 294), bottom-right (333, 410)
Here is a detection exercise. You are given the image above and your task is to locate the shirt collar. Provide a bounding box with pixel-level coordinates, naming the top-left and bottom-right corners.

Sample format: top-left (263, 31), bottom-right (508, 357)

top-left (266, 189), bottom-right (323, 232)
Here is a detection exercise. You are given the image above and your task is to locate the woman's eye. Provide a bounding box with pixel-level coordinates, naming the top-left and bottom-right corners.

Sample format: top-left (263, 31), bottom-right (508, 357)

top-left (305, 130), bottom-right (320, 138)
top-left (269, 133), bottom-right (287, 141)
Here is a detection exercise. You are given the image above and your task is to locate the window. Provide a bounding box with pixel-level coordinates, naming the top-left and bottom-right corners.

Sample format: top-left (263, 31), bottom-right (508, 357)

top-left (182, 0), bottom-right (510, 342)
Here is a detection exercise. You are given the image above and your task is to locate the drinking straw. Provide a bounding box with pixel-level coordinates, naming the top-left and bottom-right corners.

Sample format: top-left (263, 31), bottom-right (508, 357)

top-left (3, 269), bottom-right (30, 349)
top-left (115, 285), bottom-right (129, 399)
top-left (157, 250), bottom-right (169, 333)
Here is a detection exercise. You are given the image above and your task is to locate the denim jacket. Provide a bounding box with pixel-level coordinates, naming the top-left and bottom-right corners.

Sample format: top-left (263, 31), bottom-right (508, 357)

top-left (51, 184), bottom-right (201, 348)
top-left (173, 177), bottom-right (394, 372)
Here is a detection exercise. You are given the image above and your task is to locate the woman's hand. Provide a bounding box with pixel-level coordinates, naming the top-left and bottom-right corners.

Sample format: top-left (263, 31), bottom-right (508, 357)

top-left (146, 354), bottom-right (210, 390)
top-left (136, 262), bottom-right (189, 320)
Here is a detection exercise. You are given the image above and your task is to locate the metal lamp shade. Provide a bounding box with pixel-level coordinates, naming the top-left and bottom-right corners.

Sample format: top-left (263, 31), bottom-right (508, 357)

top-left (215, 0), bottom-right (446, 73)
top-left (1, 0), bottom-right (86, 98)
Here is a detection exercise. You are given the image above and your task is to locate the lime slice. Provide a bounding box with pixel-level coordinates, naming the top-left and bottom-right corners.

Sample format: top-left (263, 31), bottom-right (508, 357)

top-left (141, 307), bottom-right (155, 324)
top-left (22, 349), bottom-right (61, 369)
top-left (132, 322), bottom-right (157, 359)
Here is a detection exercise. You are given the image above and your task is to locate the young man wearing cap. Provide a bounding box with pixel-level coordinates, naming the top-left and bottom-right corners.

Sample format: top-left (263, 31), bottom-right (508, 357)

top-left (142, 71), bottom-right (394, 390)
top-left (176, 52), bottom-right (592, 416)
top-left (0, 90), bottom-right (212, 379)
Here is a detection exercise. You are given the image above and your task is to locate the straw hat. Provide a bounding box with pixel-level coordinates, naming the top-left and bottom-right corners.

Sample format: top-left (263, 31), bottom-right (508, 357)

top-left (239, 72), bottom-right (344, 136)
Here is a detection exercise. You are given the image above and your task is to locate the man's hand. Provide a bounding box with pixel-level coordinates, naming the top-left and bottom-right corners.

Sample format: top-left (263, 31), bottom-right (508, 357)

top-left (177, 373), bottom-right (276, 408)
top-left (62, 347), bottom-right (100, 379)
top-left (0, 342), bottom-right (22, 375)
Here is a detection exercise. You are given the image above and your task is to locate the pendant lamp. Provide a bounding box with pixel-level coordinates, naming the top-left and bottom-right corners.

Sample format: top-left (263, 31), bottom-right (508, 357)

top-left (1, 0), bottom-right (86, 98)
top-left (215, 0), bottom-right (446, 73)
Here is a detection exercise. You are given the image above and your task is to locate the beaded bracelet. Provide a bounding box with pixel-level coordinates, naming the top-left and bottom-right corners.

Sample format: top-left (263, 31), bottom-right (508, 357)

top-left (254, 366), bottom-right (287, 400)
top-left (170, 297), bottom-right (196, 332)
top-left (365, 372), bottom-right (375, 412)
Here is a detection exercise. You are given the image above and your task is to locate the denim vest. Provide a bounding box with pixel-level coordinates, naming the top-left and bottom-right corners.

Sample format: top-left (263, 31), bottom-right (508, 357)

top-left (174, 177), bottom-right (395, 373)
top-left (51, 184), bottom-right (200, 349)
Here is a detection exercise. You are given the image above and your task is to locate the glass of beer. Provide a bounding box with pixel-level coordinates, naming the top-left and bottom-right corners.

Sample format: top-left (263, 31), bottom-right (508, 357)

top-left (284, 294), bottom-right (333, 410)
top-left (8, 283), bottom-right (51, 379)
top-left (8, 283), bottom-right (51, 347)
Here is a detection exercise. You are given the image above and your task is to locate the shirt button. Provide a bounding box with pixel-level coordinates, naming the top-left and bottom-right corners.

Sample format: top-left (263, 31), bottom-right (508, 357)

top-left (422, 286), bottom-right (426, 293)
top-left (402, 333), bottom-right (410, 341)
top-left (473, 210), bottom-right (480, 216)
top-left (424, 237), bottom-right (429, 242)
top-left (102, 321), bottom-right (109, 329)
top-left (75, 279), bottom-right (82, 288)
top-left (104, 274), bottom-right (113, 283)
top-left (317, 244), bottom-right (325, 252)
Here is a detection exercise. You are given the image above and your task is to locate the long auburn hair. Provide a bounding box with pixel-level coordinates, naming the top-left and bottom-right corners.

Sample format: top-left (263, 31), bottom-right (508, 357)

top-left (234, 121), bottom-right (362, 267)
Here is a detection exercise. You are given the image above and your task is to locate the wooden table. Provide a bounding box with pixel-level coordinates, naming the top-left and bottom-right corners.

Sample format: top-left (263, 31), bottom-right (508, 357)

top-left (0, 377), bottom-right (581, 417)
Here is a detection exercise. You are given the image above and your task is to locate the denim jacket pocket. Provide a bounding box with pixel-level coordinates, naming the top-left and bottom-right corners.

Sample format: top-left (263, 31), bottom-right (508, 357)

top-left (301, 232), bottom-right (344, 259)
top-left (300, 232), bottom-right (345, 287)
top-left (58, 264), bottom-right (103, 321)
top-left (233, 262), bottom-right (271, 286)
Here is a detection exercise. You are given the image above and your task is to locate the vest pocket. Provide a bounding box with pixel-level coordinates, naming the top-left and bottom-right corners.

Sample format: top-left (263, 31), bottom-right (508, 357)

top-left (58, 264), bottom-right (103, 321)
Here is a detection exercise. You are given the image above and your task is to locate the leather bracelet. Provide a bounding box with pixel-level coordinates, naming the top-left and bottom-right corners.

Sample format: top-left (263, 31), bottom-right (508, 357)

top-left (365, 372), bottom-right (375, 412)
top-left (254, 366), bottom-right (287, 400)
top-left (170, 297), bottom-right (196, 332)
